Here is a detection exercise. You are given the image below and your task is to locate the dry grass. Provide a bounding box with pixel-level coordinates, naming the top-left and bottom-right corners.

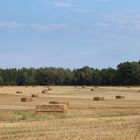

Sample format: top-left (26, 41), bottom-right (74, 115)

top-left (0, 86), bottom-right (140, 140)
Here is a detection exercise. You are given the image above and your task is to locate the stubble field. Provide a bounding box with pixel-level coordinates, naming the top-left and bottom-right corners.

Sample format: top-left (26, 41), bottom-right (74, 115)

top-left (0, 86), bottom-right (140, 140)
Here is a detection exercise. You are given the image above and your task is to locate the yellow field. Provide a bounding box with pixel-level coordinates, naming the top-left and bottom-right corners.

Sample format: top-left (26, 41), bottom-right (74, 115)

top-left (0, 86), bottom-right (140, 140)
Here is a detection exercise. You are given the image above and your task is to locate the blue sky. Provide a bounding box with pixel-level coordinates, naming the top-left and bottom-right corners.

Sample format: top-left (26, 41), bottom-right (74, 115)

top-left (0, 0), bottom-right (140, 69)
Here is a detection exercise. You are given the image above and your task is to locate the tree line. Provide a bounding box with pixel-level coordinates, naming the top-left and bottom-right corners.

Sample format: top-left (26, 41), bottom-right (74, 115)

top-left (0, 61), bottom-right (140, 86)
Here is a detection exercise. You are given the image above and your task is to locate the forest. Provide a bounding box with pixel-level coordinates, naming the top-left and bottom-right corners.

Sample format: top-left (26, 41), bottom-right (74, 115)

top-left (0, 61), bottom-right (140, 86)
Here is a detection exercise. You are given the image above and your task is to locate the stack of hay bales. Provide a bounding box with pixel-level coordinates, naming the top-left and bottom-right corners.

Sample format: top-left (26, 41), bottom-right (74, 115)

top-left (49, 101), bottom-right (69, 108)
top-left (116, 95), bottom-right (125, 99)
top-left (42, 89), bottom-right (48, 94)
top-left (93, 97), bottom-right (104, 101)
top-left (16, 91), bottom-right (22, 94)
top-left (36, 104), bottom-right (67, 113)
top-left (31, 94), bottom-right (39, 97)
top-left (21, 97), bottom-right (32, 102)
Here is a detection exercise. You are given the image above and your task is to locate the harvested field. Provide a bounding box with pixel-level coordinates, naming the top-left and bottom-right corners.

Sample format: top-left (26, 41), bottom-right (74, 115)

top-left (0, 86), bottom-right (140, 140)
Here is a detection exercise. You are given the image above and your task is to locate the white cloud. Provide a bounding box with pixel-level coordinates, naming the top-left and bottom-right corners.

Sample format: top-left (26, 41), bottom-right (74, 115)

top-left (104, 14), bottom-right (140, 31)
top-left (53, 0), bottom-right (73, 8)
top-left (43, 0), bottom-right (74, 8)
top-left (0, 21), bottom-right (26, 29)
top-left (30, 23), bottom-right (66, 30)
top-left (75, 8), bottom-right (93, 14)
top-left (0, 20), bottom-right (66, 31)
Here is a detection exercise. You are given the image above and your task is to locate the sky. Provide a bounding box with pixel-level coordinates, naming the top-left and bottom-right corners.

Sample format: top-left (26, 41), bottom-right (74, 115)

top-left (0, 0), bottom-right (140, 69)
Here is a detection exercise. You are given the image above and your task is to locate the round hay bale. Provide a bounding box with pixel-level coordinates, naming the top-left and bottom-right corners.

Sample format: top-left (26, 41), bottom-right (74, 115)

top-left (31, 94), bottom-right (39, 97)
top-left (16, 91), bottom-right (22, 94)
top-left (21, 97), bottom-right (32, 102)
top-left (93, 97), bottom-right (104, 101)
top-left (116, 95), bottom-right (125, 99)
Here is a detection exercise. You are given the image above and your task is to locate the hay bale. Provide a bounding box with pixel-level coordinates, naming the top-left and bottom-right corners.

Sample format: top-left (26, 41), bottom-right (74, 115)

top-left (116, 95), bottom-right (125, 99)
top-left (16, 91), bottom-right (22, 94)
top-left (31, 94), bottom-right (39, 97)
top-left (90, 88), bottom-right (94, 91)
top-left (48, 87), bottom-right (53, 91)
top-left (36, 104), bottom-right (67, 113)
top-left (93, 97), bottom-right (104, 101)
top-left (49, 101), bottom-right (69, 108)
top-left (42, 89), bottom-right (48, 94)
top-left (21, 97), bottom-right (32, 102)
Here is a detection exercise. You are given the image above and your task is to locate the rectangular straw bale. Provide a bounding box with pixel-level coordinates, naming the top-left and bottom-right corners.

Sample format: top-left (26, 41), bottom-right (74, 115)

top-left (16, 91), bottom-right (22, 94)
top-left (21, 97), bottom-right (32, 102)
top-left (49, 101), bottom-right (69, 108)
top-left (31, 94), bottom-right (39, 97)
top-left (93, 97), bottom-right (104, 101)
top-left (116, 95), bottom-right (125, 99)
top-left (36, 104), bottom-right (67, 113)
